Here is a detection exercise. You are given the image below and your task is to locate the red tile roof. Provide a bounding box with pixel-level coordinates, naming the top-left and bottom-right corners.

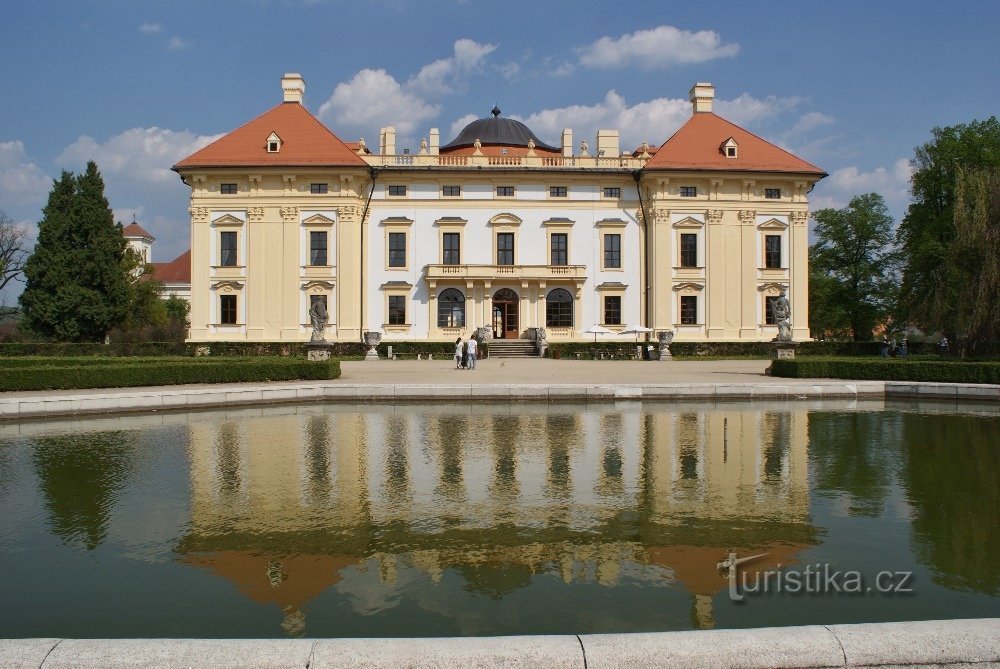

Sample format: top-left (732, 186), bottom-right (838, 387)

top-left (173, 103), bottom-right (367, 170)
top-left (122, 222), bottom-right (154, 240)
top-left (643, 112), bottom-right (825, 175)
top-left (150, 249), bottom-right (191, 284)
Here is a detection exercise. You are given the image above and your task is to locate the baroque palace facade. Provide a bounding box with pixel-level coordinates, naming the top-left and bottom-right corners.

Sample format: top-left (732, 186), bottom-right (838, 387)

top-left (172, 74), bottom-right (825, 343)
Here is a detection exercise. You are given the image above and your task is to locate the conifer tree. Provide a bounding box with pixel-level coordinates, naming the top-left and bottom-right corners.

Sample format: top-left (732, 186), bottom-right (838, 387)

top-left (20, 162), bottom-right (131, 341)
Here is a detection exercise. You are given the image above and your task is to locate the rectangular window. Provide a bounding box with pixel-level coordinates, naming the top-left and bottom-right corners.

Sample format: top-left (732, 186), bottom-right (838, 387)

top-left (764, 188), bottom-right (781, 199)
top-left (603, 187), bottom-right (622, 198)
top-left (388, 295), bottom-right (406, 325)
top-left (604, 295), bottom-right (622, 326)
top-left (549, 186), bottom-right (568, 197)
top-left (680, 295), bottom-right (697, 325)
top-left (765, 235), bottom-right (782, 268)
top-left (442, 232), bottom-right (461, 265)
top-left (680, 186), bottom-right (697, 197)
top-left (604, 233), bottom-right (621, 269)
top-left (221, 183), bottom-right (238, 194)
top-left (309, 231), bottom-right (328, 266)
top-left (220, 231), bottom-right (237, 267)
top-left (680, 233), bottom-right (698, 268)
top-left (550, 233), bottom-right (568, 266)
top-left (496, 186), bottom-right (515, 197)
top-left (496, 232), bottom-right (514, 265)
top-left (388, 232), bottom-right (406, 268)
top-left (220, 294), bottom-right (237, 325)
top-left (442, 185), bottom-right (461, 197)
top-left (765, 295), bottom-right (779, 325)
top-left (310, 183), bottom-right (328, 194)
top-left (387, 185), bottom-right (407, 196)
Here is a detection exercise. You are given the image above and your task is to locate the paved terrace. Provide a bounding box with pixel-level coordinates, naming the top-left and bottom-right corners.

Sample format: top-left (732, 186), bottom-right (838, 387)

top-left (1, 359), bottom-right (998, 420)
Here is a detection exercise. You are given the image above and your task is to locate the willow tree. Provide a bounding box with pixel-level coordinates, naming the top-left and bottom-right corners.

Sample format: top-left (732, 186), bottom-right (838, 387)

top-left (946, 168), bottom-right (1000, 354)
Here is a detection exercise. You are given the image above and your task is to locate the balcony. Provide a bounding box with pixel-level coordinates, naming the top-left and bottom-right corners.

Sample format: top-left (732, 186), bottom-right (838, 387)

top-left (363, 154), bottom-right (647, 170)
top-left (425, 264), bottom-right (588, 282)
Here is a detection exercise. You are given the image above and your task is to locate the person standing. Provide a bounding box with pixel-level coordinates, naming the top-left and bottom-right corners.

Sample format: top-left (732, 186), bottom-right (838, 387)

top-left (467, 335), bottom-right (478, 370)
top-left (900, 336), bottom-right (909, 358)
top-left (454, 337), bottom-right (463, 369)
top-left (940, 336), bottom-right (949, 357)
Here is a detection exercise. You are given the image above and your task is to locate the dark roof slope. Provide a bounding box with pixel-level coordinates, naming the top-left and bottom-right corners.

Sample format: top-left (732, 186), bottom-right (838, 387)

top-left (442, 108), bottom-right (559, 152)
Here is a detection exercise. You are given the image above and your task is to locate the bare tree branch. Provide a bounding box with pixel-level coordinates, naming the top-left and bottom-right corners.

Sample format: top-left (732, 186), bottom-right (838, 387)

top-left (0, 210), bottom-right (30, 294)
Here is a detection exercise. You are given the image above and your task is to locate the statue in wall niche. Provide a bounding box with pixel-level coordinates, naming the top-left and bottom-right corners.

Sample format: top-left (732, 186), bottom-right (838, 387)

top-left (773, 287), bottom-right (792, 341)
top-left (309, 298), bottom-right (328, 342)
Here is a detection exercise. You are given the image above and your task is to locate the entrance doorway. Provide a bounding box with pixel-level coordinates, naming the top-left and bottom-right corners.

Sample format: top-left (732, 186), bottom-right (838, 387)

top-left (492, 288), bottom-right (519, 339)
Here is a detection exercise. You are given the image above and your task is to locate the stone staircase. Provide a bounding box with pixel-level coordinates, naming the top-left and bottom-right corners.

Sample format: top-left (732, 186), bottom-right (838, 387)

top-left (487, 339), bottom-right (538, 358)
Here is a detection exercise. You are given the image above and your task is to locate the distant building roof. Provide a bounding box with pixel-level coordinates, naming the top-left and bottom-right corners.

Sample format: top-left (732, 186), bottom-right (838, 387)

top-left (643, 112), bottom-right (825, 175)
top-left (122, 222), bottom-right (155, 240)
top-left (441, 107), bottom-right (560, 153)
top-left (173, 103), bottom-right (366, 170)
top-left (149, 249), bottom-right (191, 285)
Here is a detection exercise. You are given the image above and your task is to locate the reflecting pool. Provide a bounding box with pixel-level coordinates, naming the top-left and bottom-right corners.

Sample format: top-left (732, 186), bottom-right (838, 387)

top-left (0, 400), bottom-right (997, 638)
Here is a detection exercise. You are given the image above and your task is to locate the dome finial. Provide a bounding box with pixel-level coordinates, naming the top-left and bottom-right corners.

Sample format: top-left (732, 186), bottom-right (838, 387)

top-left (491, 105), bottom-right (501, 118)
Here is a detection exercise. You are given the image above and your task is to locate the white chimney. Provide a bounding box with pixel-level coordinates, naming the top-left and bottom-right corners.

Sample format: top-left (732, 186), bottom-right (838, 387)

top-left (561, 129), bottom-right (573, 157)
top-left (689, 82), bottom-right (714, 113)
top-left (282, 73), bottom-right (305, 104)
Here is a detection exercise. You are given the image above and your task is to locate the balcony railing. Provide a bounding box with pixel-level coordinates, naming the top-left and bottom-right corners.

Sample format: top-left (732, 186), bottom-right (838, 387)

top-left (363, 154), bottom-right (648, 169)
top-left (426, 264), bottom-right (588, 281)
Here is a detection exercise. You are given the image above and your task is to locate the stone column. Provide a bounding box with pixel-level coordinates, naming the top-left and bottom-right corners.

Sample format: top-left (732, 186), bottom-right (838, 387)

top-left (520, 281), bottom-right (530, 333)
top-left (790, 210), bottom-right (810, 340)
top-left (428, 280), bottom-right (438, 337)
top-left (465, 281), bottom-right (475, 332)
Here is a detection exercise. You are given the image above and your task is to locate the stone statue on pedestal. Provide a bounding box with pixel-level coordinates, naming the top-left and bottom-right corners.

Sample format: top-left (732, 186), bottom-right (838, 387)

top-left (773, 287), bottom-right (792, 342)
top-left (309, 299), bottom-right (328, 342)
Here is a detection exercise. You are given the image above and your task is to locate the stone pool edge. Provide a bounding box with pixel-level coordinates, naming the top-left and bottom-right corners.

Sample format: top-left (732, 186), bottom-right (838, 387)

top-left (0, 380), bottom-right (997, 420)
top-left (3, 618), bottom-right (998, 668)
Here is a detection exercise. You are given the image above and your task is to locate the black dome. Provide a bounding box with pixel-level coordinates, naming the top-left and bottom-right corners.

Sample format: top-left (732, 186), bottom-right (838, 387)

top-left (442, 109), bottom-right (559, 151)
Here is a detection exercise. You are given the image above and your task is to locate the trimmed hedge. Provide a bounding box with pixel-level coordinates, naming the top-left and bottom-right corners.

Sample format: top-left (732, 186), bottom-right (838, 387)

top-left (0, 341), bottom-right (186, 357)
top-left (0, 357), bottom-right (341, 392)
top-left (769, 357), bottom-right (1000, 384)
top-left (376, 340), bottom-right (490, 357)
top-left (185, 341), bottom-right (366, 357)
top-left (543, 339), bottom-right (938, 359)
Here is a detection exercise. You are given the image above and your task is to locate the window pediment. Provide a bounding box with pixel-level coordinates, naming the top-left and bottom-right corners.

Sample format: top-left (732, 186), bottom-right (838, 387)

top-left (672, 216), bottom-right (704, 228)
top-left (435, 216), bottom-right (467, 228)
top-left (302, 213), bottom-right (335, 226)
top-left (543, 217), bottom-right (575, 228)
top-left (488, 213), bottom-right (522, 227)
top-left (302, 280), bottom-right (335, 291)
top-left (211, 214), bottom-right (245, 227)
top-left (595, 217), bottom-right (628, 228)
top-left (211, 280), bottom-right (244, 291)
top-left (380, 216), bottom-right (413, 227)
top-left (672, 281), bottom-right (704, 292)
top-left (758, 282), bottom-right (789, 293)
top-left (757, 217), bottom-right (788, 230)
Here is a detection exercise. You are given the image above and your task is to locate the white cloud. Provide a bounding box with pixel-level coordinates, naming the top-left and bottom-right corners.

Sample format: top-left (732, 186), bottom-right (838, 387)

top-left (318, 39), bottom-right (495, 144)
top-left (54, 128), bottom-right (221, 264)
top-left (56, 127), bottom-right (221, 184)
top-left (513, 90), bottom-right (803, 153)
top-left (138, 22), bottom-right (162, 34)
top-left (577, 25), bottom-right (740, 69)
top-left (497, 62), bottom-right (520, 82)
top-left (318, 69), bottom-right (440, 139)
top-left (0, 140), bottom-right (51, 206)
top-left (715, 93), bottom-right (804, 127)
top-left (811, 158), bottom-right (913, 219)
top-left (448, 114), bottom-right (479, 142)
top-left (167, 36), bottom-right (191, 50)
top-left (788, 111), bottom-right (835, 137)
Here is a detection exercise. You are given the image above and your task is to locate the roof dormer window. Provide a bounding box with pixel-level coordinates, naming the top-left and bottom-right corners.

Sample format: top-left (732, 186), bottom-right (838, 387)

top-left (721, 137), bottom-right (738, 159)
top-left (266, 132), bottom-right (282, 153)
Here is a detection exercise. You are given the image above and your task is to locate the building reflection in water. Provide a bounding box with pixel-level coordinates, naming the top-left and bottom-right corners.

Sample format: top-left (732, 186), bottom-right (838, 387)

top-left (177, 404), bottom-right (817, 634)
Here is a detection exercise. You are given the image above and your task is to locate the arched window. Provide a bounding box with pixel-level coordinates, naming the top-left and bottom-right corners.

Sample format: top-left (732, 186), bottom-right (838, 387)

top-left (546, 288), bottom-right (573, 327)
top-left (438, 288), bottom-right (465, 327)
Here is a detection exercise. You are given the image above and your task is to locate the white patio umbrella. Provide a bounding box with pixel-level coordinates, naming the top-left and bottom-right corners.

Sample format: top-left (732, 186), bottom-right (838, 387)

top-left (582, 324), bottom-right (613, 343)
top-left (621, 324), bottom-right (654, 343)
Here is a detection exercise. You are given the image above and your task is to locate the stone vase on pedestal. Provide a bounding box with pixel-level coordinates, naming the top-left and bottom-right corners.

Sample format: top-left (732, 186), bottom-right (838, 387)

top-left (658, 330), bottom-right (675, 361)
top-left (363, 331), bottom-right (382, 361)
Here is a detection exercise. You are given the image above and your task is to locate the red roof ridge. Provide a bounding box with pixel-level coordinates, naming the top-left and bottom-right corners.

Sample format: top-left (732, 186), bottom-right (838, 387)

top-left (149, 248), bottom-right (191, 284)
top-left (173, 102), bottom-right (366, 170)
top-left (122, 222), bottom-right (155, 240)
top-left (644, 112), bottom-right (825, 176)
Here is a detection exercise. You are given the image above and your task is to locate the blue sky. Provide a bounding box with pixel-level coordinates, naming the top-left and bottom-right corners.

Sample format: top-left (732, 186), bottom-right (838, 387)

top-left (2, 0), bottom-right (999, 303)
